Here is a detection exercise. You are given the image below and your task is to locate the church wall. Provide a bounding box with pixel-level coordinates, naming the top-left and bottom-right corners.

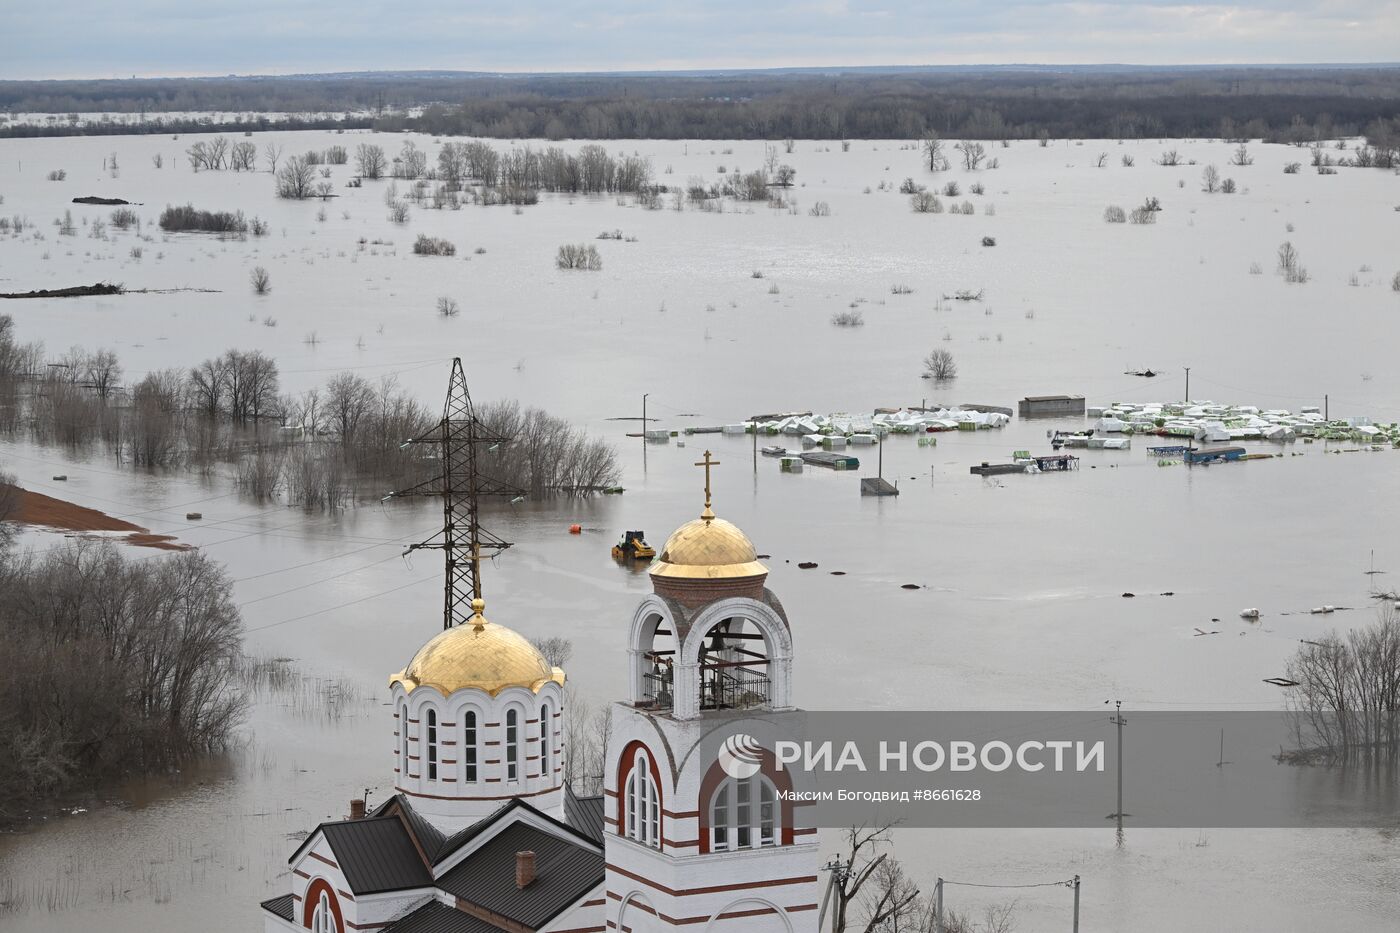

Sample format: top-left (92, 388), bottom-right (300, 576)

top-left (290, 834), bottom-right (355, 932)
top-left (537, 882), bottom-right (606, 932)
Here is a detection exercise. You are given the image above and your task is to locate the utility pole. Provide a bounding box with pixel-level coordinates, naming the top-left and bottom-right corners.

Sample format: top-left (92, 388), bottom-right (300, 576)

top-left (642, 393), bottom-right (649, 436)
top-left (388, 358), bottom-right (521, 630)
top-left (1072, 875), bottom-right (1081, 933)
top-left (818, 856), bottom-right (849, 932)
top-left (1324, 393), bottom-right (1329, 421)
top-left (1184, 366), bottom-right (1191, 404)
top-left (934, 877), bottom-right (944, 933)
top-left (1109, 700), bottom-right (1126, 822)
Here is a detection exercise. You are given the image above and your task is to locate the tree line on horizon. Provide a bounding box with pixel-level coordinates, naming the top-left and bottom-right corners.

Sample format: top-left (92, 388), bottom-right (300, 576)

top-left (4, 69), bottom-right (1400, 144)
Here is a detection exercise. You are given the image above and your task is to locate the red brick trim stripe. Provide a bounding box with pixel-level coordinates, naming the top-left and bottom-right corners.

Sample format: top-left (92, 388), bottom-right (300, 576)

top-left (605, 863), bottom-right (817, 898)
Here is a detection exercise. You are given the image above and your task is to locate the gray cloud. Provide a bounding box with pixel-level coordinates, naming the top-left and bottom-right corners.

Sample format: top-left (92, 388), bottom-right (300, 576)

top-left (2, 1), bottom-right (1398, 79)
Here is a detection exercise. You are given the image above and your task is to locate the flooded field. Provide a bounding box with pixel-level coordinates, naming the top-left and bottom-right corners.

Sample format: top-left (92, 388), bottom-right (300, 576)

top-left (1, 130), bottom-right (1398, 931)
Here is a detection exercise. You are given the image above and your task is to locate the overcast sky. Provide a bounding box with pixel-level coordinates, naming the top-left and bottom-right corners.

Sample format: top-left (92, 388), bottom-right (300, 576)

top-left (3, 1), bottom-right (1399, 80)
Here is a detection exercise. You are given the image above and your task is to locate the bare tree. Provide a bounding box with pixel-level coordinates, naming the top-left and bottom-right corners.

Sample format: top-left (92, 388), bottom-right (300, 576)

top-left (1095, 152), bottom-right (1108, 168)
top-left (190, 356), bottom-right (230, 417)
top-left (956, 140), bottom-right (987, 171)
top-left (355, 143), bottom-right (387, 180)
top-left (1231, 143), bottom-right (1254, 166)
top-left (1156, 148), bottom-right (1182, 166)
top-left (922, 134), bottom-right (949, 172)
top-left (923, 348), bottom-right (958, 381)
top-left (830, 821), bottom-right (906, 933)
top-left (83, 348), bottom-right (122, 399)
top-left (323, 372), bottom-right (376, 442)
top-left (531, 636), bottom-right (573, 668)
top-left (230, 141), bottom-right (258, 171)
top-left (910, 191), bottom-right (943, 213)
top-left (275, 155), bottom-right (316, 199)
top-left (565, 689), bottom-right (613, 796)
top-left (1201, 164), bottom-right (1220, 193)
top-left (0, 469), bottom-right (18, 549)
top-left (263, 141), bottom-right (284, 173)
top-left (1277, 241), bottom-right (1309, 282)
top-left (1285, 609), bottom-right (1400, 764)
top-left (250, 266), bottom-right (271, 295)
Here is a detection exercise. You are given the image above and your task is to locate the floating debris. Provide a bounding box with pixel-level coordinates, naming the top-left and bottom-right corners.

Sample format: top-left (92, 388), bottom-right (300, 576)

top-left (1240, 608), bottom-right (1261, 619)
top-left (797, 561), bottom-right (818, 570)
top-left (901, 583), bottom-right (921, 590)
top-left (1263, 677), bottom-right (1300, 688)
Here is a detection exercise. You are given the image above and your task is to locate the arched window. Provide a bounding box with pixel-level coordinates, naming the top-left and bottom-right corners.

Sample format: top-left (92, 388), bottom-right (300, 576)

top-left (425, 708), bottom-right (438, 781)
top-left (399, 702), bottom-right (408, 775)
top-left (506, 708), bottom-right (519, 782)
top-left (709, 776), bottom-right (778, 852)
top-left (539, 701), bottom-right (551, 778)
top-left (311, 890), bottom-right (334, 933)
top-left (623, 749), bottom-right (660, 848)
top-left (463, 710), bottom-right (478, 783)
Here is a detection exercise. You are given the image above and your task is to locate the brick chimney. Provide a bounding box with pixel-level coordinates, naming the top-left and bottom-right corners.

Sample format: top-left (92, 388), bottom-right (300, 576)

top-left (349, 798), bottom-right (366, 819)
top-left (515, 851), bottom-right (537, 889)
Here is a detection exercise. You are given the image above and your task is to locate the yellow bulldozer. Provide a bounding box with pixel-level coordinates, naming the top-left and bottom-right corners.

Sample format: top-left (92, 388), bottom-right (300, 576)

top-left (611, 530), bottom-right (656, 561)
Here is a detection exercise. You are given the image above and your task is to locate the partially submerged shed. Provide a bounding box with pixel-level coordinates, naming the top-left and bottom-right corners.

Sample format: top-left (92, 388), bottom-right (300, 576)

top-left (1018, 395), bottom-right (1086, 418)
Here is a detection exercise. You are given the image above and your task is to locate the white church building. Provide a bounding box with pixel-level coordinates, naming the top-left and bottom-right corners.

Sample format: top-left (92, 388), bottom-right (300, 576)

top-left (260, 469), bottom-right (820, 932)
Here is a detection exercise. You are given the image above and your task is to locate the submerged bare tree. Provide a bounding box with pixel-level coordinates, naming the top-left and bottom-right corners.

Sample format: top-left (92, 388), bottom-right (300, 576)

top-left (956, 140), bottom-right (987, 171)
top-left (1201, 164), bottom-right (1220, 193)
top-left (0, 541), bottom-right (246, 814)
top-left (923, 348), bottom-right (958, 381)
top-left (1285, 609), bottom-right (1400, 764)
top-left (922, 133), bottom-right (949, 172)
top-left (275, 155), bottom-right (317, 199)
top-left (355, 143), bottom-right (388, 180)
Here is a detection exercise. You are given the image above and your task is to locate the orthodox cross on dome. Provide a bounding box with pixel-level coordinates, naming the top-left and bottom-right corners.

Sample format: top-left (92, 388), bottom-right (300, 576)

top-left (695, 450), bottom-right (720, 520)
top-left (387, 358), bottom-right (523, 631)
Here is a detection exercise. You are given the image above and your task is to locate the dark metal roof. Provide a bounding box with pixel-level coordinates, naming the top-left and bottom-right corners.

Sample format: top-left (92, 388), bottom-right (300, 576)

top-left (382, 901), bottom-right (502, 933)
top-left (437, 823), bottom-right (604, 929)
top-left (320, 817), bottom-right (434, 895)
top-left (260, 894), bottom-right (295, 922)
top-left (563, 787), bottom-right (605, 846)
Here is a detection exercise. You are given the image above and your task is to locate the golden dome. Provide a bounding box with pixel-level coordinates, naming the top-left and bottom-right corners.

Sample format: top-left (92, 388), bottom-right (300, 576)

top-left (389, 599), bottom-right (565, 696)
top-left (649, 515), bottom-right (768, 580)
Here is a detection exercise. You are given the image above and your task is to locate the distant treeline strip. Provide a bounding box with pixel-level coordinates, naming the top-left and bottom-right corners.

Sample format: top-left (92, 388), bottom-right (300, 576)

top-left (3, 69), bottom-right (1400, 141)
top-left (0, 114), bottom-right (371, 139)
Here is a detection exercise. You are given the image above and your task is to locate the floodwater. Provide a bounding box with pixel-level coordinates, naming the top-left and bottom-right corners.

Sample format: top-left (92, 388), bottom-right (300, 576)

top-left (1, 130), bottom-right (1398, 931)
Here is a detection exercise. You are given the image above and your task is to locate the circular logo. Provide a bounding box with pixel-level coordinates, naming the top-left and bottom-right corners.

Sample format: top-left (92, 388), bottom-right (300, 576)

top-left (717, 733), bottom-right (764, 779)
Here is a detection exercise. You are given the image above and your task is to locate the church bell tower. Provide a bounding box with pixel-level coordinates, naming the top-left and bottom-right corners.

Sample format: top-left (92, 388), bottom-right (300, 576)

top-left (603, 452), bottom-right (819, 932)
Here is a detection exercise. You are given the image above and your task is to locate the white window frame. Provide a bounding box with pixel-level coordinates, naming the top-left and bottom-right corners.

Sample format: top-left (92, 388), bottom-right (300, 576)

top-left (463, 709), bottom-right (478, 783)
top-left (710, 775), bottom-right (779, 852)
top-left (506, 708), bottom-right (520, 782)
top-left (425, 707), bottom-right (438, 780)
top-left (624, 749), bottom-right (661, 848)
top-left (539, 701), bottom-right (551, 777)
